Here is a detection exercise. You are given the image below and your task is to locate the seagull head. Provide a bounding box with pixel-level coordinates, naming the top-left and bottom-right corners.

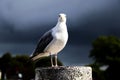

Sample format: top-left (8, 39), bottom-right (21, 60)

top-left (58, 13), bottom-right (66, 23)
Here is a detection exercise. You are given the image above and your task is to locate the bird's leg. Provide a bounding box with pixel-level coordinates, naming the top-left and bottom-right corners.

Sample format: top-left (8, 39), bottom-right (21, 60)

top-left (55, 54), bottom-right (58, 67)
top-left (50, 53), bottom-right (54, 67)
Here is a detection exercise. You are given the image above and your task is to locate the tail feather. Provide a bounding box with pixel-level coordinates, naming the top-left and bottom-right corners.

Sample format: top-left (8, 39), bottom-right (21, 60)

top-left (30, 52), bottom-right (49, 61)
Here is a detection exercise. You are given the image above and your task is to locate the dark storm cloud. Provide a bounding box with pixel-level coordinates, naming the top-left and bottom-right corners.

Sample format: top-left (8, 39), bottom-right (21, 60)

top-left (0, 23), bottom-right (55, 44)
top-left (68, 2), bottom-right (120, 45)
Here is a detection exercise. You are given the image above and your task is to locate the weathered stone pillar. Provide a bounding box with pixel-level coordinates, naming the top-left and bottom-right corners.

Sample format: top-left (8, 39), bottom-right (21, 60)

top-left (35, 66), bottom-right (92, 80)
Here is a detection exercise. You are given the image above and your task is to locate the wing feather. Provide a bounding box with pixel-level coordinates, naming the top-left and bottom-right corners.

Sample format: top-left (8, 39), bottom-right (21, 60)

top-left (32, 30), bottom-right (53, 57)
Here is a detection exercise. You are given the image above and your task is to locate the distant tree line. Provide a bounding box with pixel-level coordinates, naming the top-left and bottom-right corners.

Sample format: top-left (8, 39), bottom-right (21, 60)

top-left (0, 53), bottom-right (34, 80)
top-left (89, 36), bottom-right (120, 80)
top-left (0, 52), bottom-right (63, 80)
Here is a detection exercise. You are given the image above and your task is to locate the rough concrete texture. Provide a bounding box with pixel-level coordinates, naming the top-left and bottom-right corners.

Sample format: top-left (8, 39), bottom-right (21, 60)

top-left (35, 66), bottom-right (92, 80)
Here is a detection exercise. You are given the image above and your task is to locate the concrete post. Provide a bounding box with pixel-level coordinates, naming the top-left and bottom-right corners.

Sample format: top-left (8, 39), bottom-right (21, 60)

top-left (35, 66), bottom-right (92, 80)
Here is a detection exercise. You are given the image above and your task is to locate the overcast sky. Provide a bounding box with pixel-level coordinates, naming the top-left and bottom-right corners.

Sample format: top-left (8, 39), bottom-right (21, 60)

top-left (0, 0), bottom-right (120, 66)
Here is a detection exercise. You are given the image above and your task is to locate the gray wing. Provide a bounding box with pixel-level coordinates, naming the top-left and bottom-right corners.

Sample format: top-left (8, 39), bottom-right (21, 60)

top-left (32, 30), bottom-right (53, 57)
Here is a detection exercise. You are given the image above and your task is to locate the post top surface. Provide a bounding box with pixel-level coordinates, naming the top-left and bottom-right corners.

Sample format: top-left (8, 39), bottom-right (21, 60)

top-left (35, 66), bottom-right (92, 70)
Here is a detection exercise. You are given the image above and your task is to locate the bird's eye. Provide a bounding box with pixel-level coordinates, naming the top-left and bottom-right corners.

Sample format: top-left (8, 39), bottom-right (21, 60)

top-left (59, 15), bottom-right (61, 17)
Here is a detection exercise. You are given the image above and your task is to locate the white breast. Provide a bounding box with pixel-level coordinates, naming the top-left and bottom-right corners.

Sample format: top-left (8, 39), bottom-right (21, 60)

top-left (44, 23), bottom-right (68, 54)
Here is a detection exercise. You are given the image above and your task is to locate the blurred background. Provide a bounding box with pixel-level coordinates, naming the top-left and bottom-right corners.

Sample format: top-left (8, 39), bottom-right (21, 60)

top-left (0, 0), bottom-right (120, 80)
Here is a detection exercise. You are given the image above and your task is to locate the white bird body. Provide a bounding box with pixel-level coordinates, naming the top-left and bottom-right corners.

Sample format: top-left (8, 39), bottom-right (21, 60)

top-left (45, 22), bottom-right (68, 55)
top-left (30, 13), bottom-right (68, 67)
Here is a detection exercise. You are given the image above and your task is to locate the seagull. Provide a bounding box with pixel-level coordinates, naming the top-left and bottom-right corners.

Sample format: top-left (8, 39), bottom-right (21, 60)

top-left (30, 13), bottom-right (68, 67)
